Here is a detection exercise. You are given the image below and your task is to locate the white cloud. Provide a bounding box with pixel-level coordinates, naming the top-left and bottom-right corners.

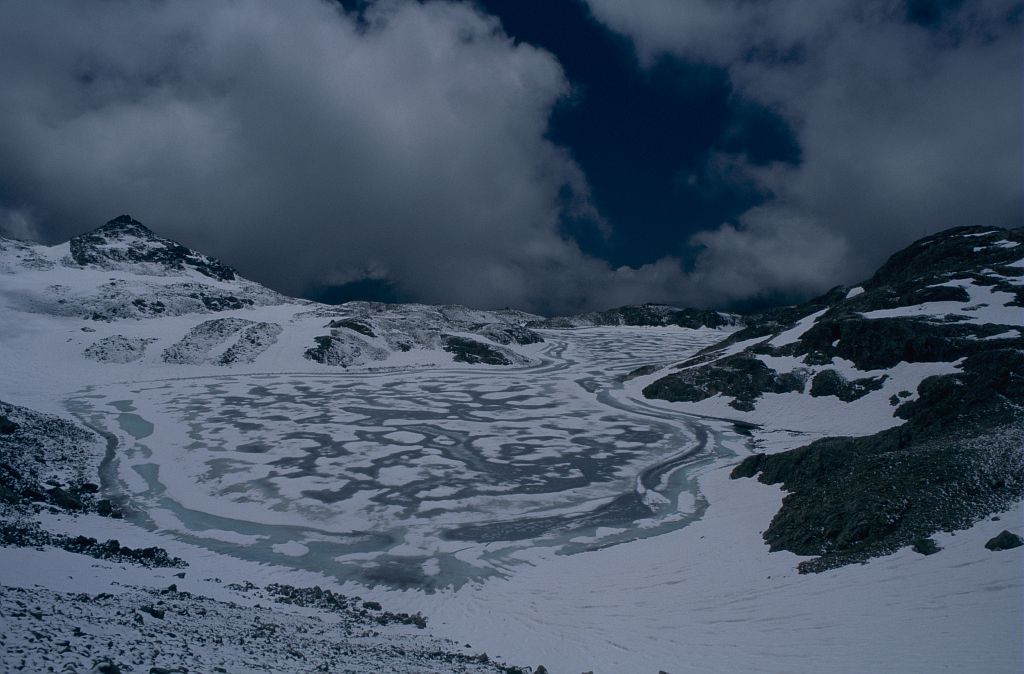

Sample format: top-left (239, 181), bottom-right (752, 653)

top-left (586, 0), bottom-right (1024, 295)
top-left (0, 0), bottom-right (689, 313)
top-left (0, 208), bottom-right (39, 241)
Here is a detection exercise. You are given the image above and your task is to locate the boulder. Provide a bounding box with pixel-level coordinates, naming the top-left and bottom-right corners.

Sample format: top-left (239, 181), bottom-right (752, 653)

top-left (984, 530), bottom-right (1023, 551)
top-left (911, 538), bottom-right (940, 555)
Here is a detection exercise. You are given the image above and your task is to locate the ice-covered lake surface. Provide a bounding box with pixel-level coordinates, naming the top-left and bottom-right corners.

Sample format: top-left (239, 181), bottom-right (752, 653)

top-left (68, 328), bottom-right (740, 590)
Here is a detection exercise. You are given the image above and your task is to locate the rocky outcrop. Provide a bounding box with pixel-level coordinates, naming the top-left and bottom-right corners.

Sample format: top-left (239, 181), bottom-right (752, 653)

top-left (635, 225), bottom-right (1024, 571)
top-left (218, 322), bottom-right (283, 365)
top-left (728, 346), bottom-right (1024, 572)
top-left (0, 523), bottom-right (185, 567)
top-left (443, 336), bottom-right (513, 365)
top-left (984, 530), bottom-right (1023, 551)
top-left (808, 369), bottom-right (887, 402)
top-left (70, 215), bottom-right (237, 281)
top-left (534, 303), bottom-right (737, 330)
top-left (303, 303), bottom-right (542, 368)
top-left (646, 227), bottom-right (1023, 416)
top-left (303, 334), bottom-right (388, 367)
top-left (0, 400), bottom-right (104, 507)
top-left (642, 354), bottom-right (807, 411)
top-left (83, 335), bottom-right (154, 363)
top-left (163, 318), bottom-right (281, 365)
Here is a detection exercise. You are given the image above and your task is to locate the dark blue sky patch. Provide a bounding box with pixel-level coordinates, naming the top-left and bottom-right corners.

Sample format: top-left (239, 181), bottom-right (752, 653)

top-left (470, 0), bottom-right (801, 268)
top-left (905, 0), bottom-right (968, 27)
top-left (307, 278), bottom-right (407, 306)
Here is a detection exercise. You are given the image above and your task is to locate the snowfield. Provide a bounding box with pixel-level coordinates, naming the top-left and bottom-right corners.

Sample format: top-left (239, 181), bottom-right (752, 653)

top-left (1, 219), bottom-right (1021, 673)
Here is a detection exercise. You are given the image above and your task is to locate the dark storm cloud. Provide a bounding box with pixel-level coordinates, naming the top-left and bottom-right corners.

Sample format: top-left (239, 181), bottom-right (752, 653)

top-left (0, 0), bottom-right (695, 313)
top-left (586, 0), bottom-right (1024, 301)
top-left (2, 1), bottom-right (1019, 313)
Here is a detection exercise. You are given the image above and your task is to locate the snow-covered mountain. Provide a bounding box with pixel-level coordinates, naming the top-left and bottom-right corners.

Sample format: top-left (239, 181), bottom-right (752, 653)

top-left (0, 215), bottom-right (545, 379)
top-left (634, 225), bottom-right (1024, 571)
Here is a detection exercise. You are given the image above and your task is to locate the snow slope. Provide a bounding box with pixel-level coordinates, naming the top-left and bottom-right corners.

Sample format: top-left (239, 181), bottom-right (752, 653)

top-left (0, 216), bottom-right (548, 411)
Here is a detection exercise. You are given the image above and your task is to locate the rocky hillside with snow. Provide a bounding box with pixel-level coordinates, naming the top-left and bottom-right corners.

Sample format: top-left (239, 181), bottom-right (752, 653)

top-left (533, 303), bottom-right (738, 330)
top-left (0, 215), bottom-right (546, 376)
top-left (638, 225), bottom-right (1024, 571)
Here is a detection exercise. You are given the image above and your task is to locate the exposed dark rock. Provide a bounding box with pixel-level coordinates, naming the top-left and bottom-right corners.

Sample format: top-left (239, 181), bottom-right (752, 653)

top-left (728, 347), bottom-right (1024, 573)
top-left (911, 538), bottom-right (941, 555)
top-left (620, 364), bottom-right (661, 382)
top-left (70, 215), bottom-right (237, 281)
top-left (264, 583), bottom-right (427, 628)
top-left (200, 294), bottom-right (253, 311)
top-left (0, 414), bottom-right (17, 434)
top-left (733, 422), bottom-right (1022, 573)
top-left (792, 316), bottom-right (1022, 371)
top-left (894, 350), bottom-right (1024, 427)
top-left (218, 322), bottom-right (283, 365)
top-left (647, 226), bottom-right (1024, 571)
top-left (477, 323), bottom-right (544, 346)
top-left (984, 530), bottom-right (1023, 551)
top-left (62, 535), bottom-right (188, 568)
top-left (329, 318), bottom-right (376, 338)
top-left (533, 303), bottom-right (736, 330)
top-left (47, 487), bottom-right (84, 511)
top-left (730, 453), bottom-right (767, 479)
top-left (22, 487), bottom-right (47, 502)
top-left (642, 354), bottom-right (806, 411)
top-left (701, 286), bottom-right (849, 355)
top-left (443, 336), bottom-right (512, 366)
top-left (0, 400), bottom-right (113, 518)
top-left (140, 604), bottom-right (166, 620)
top-left (809, 369), bottom-right (888, 402)
top-left (1, 521), bottom-right (187, 568)
top-left (865, 225), bottom-right (1024, 291)
top-left (95, 499), bottom-right (124, 519)
top-left (302, 333), bottom-right (387, 367)
top-left (304, 336), bottom-right (337, 364)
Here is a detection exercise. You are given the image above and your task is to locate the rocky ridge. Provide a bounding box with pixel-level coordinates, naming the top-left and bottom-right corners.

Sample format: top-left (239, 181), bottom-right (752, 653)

top-left (302, 303), bottom-right (542, 368)
top-left (69, 215), bottom-right (239, 282)
top-left (533, 303), bottom-right (738, 330)
top-left (641, 226), bottom-right (1024, 571)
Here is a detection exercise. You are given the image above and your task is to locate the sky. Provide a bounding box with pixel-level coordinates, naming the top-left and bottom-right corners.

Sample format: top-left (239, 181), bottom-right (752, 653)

top-left (0, 0), bottom-right (1020, 314)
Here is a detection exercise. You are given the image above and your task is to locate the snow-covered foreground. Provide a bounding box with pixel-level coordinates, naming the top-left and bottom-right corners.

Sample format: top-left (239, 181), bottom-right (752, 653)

top-left (421, 478), bottom-right (1024, 673)
top-left (3, 325), bottom-right (1021, 672)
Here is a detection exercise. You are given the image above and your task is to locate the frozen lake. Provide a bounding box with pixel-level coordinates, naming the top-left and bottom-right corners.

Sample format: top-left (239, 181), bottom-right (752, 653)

top-left (48, 327), bottom-right (1024, 673)
top-left (68, 328), bottom-right (743, 589)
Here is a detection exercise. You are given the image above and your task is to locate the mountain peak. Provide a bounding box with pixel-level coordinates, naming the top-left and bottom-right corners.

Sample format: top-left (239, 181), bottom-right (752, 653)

top-left (88, 214), bottom-right (158, 241)
top-left (102, 213), bottom-right (149, 229)
top-left (866, 225), bottom-right (1022, 290)
top-left (69, 215), bottom-right (237, 281)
